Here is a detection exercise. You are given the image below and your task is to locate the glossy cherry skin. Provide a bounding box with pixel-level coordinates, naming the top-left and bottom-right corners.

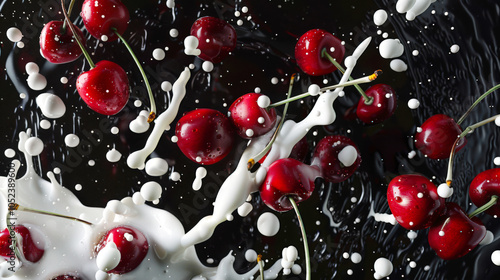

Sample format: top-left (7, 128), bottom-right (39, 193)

top-left (39, 21), bottom-right (85, 64)
top-left (190, 16), bottom-right (237, 63)
top-left (175, 108), bottom-right (236, 165)
top-left (229, 93), bottom-right (277, 139)
top-left (260, 158), bottom-right (321, 212)
top-left (81, 0), bottom-right (130, 42)
top-left (289, 136), bottom-right (309, 162)
top-left (0, 225), bottom-right (44, 263)
top-left (310, 135), bottom-right (361, 183)
top-left (51, 275), bottom-right (82, 280)
top-left (387, 174), bottom-right (445, 230)
top-left (469, 168), bottom-right (500, 216)
top-left (76, 60), bottom-right (130, 115)
top-left (295, 29), bottom-right (345, 76)
top-left (95, 226), bottom-right (149, 274)
top-left (414, 114), bottom-right (466, 160)
top-left (428, 202), bottom-right (486, 260)
top-left (356, 84), bottom-right (397, 124)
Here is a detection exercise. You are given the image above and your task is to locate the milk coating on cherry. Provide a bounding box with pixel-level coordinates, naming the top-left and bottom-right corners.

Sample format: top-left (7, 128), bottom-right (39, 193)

top-left (190, 16), bottom-right (237, 63)
top-left (469, 168), bottom-right (500, 216)
top-left (229, 93), bottom-right (277, 139)
top-left (0, 225), bottom-right (44, 263)
top-left (387, 174), bottom-right (445, 230)
top-left (295, 29), bottom-right (345, 76)
top-left (81, 0), bottom-right (130, 42)
top-left (414, 114), bottom-right (466, 160)
top-left (39, 21), bottom-right (85, 64)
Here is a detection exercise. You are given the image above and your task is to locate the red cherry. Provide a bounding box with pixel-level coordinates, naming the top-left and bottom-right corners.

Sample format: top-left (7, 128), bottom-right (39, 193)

top-left (414, 114), bottom-right (467, 159)
top-left (469, 168), bottom-right (500, 216)
top-left (190, 16), bottom-right (237, 63)
top-left (228, 93), bottom-right (277, 139)
top-left (175, 108), bottom-right (236, 165)
top-left (356, 84), bottom-right (397, 124)
top-left (260, 158), bottom-right (320, 212)
top-left (310, 135), bottom-right (361, 183)
top-left (39, 21), bottom-right (85, 64)
top-left (81, 0), bottom-right (130, 42)
top-left (294, 29), bottom-right (345, 76)
top-left (51, 275), bottom-right (82, 280)
top-left (428, 202), bottom-right (486, 260)
top-left (76, 60), bottom-right (130, 115)
top-left (95, 226), bottom-right (148, 274)
top-left (0, 225), bottom-right (44, 263)
top-left (387, 174), bottom-right (445, 230)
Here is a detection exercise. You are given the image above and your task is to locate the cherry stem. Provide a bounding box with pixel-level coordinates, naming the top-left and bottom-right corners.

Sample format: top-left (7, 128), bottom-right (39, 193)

top-left (321, 48), bottom-right (374, 105)
top-left (61, 0), bottom-right (76, 33)
top-left (268, 70), bottom-right (381, 108)
top-left (446, 113), bottom-right (500, 185)
top-left (61, 0), bottom-right (95, 68)
top-left (457, 84), bottom-right (500, 126)
top-left (11, 203), bottom-right (93, 226)
top-left (247, 74), bottom-right (296, 170)
top-left (257, 254), bottom-right (265, 279)
top-left (112, 29), bottom-right (157, 122)
top-left (469, 195), bottom-right (498, 218)
top-left (289, 197), bottom-right (311, 280)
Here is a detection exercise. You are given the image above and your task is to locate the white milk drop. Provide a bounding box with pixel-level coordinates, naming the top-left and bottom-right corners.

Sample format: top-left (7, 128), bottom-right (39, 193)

top-left (132, 192), bottom-right (145, 205)
top-left (351, 252), bottom-right (362, 264)
top-left (257, 212), bottom-right (280, 237)
top-left (338, 145), bottom-right (358, 167)
top-left (373, 9), bottom-right (388, 26)
top-left (60, 77), bottom-right (68, 84)
top-left (166, 0), bottom-right (175, 9)
top-left (129, 114), bottom-right (150, 134)
top-left (409, 261), bottom-right (417, 268)
top-left (96, 242), bottom-right (121, 272)
top-left (145, 158), bottom-right (169, 176)
top-left (407, 230), bottom-right (418, 240)
top-left (36, 93), bottom-right (66, 118)
top-left (237, 202), bottom-right (253, 217)
top-left (480, 231), bottom-right (494, 245)
top-left (379, 39), bottom-right (404, 59)
top-left (492, 250), bottom-right (500, 266)
top-left (95, 270), bottom-right (108, 280)
top-left (257, 95), bottom-right (271, 108)
top-left (64, 134), bottom-right (80, 147)
top-left (110, 127), bottom-right (119, 134)
top-left (161, 81), bottom-right (173, 92)
top-left (494, 157), bottom-right (500, 165)
top-left (396, 0), bottom-right (416, 13)
top-left (4, 148), bottom-right (15, 158)
top-left (390, 59), bottom-right (408, 72)
top-left (450, 44), bottom-right (460, 53)
top-left (437, 183), bottom-right (453, 198)
top-left (153, 48), bottom-right (166, 60)
top-left (192, 167), bottom-right (207, 191)
top-left (169, 28), bottom-right (179, 38)
top-left (308, 84), bottom-right (321, 96)
top-left (408, 98), bottom-right (420, 109)
top-left (75, 184), bottom-right (83, 191)
top-left (106, 148), bottom-right (122, 163)
top-left (406, 0), bottom-right (435, 21)
top-left (140, 181), bottom-right (163, 201)
top-left (271, 77), bottom-right (279, 84)
top-left (27, 73), bottom-right (48, 91)
top-left (170, 171), bottom-right (181, 181)
top-left (495, 116), bottom-right (500, 127)
top-left (202, 61), bottom-right (214, 72)
top-left (39, 119), bottom-right (51, 129)
top-left (7, 27), bottom-right (23, 42)
top-left (184, 35), bottom-right (201, 56)
top-left (244, 249), bottom-right (258, 262)
top-left (25, 62), bottom-right (40, 75)
top-left (374, 257), bottom-right (393, 279)
top-left (24, 137), bottom-right (44, 156)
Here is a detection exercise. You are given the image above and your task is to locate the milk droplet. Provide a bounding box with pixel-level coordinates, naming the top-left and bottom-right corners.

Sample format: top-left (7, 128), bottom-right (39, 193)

top-left (338, 145), bottom-right (358, 167)
top-left (25, 62), bottom-right (39, 75)
top-left (202, 61), bottom-right (214, 72)
top-left (390, 59), bottom-right (408, 72)
top-left (39, 119), bottom-right (51, 129)
top-left (379, 39), bottom-right (404, 59)
top-left (494, 157), bottom-right (500, 166)
top-left (7, 27), bottom-right (23, 42)
top-left (495, 116), bottom-right (500, 127)
top-left (237, 202), bottom-right (253, 217)
top-left (184, 36), bottom-right (201, 56)
top-left (95, 270), bottom-right (109, 280)
top-left (132, 192), bottom-right (145, 205)
top-left (409, 261), bottom-right (417, 268)
top-left (161, 81), bottom-right (173, 92)
top-left (491, 250), bottom-right (500, 266)
top-left (140, 181), bottom-right (163, 201)
top-left (27, 73), bottom-right (48, 91)
top-left (257, 95), bottom-right (271, 108)
top-left (245, 129), bottom-right (254, 137)
top-left (271, 77), bottom-right (279, 84)
top-left (153, 48), bottom-right (166, 60)
top-left (308, 84), bottom-right (321, 96)
top-left (439, 230), bottom-right (445, 236)
top-left (166, 0), bottom-right (175, 8)
top-left (130, 115), bottom-right (150, 134)
top-left (450, 44), bottom-right (460, 53)
top-left (36, 93), bottom-right (66, 118)
top-left (4, 149), bottom-right (15, 158)
top-left (257, 212), bottom-right (280, 237)
top-left (170, 171), bottom-right (181, 181)
top-left (245, 249), bottom-right (258, 262)
top-left (373, 9), bottom-right (388, 26)
top-left (25, 137), bottom-right (44, 156)
top-left (437, 183), bottom-right (453, 198)
top-left (408, 98), bottom-right (420, 109)
top-left (106, 148), bottom-right (122, 163)
top-left (407, 230), bottom-right (418, 240)
top-left (169, 28), bottom-right (179, 38)
top-left (110, 127), bottom-right (119, 134)
top-left (351, 252), bottom-right (362, 263)
top-left (479, 230), bottom-right (494, 245)
top-left (75, 184), bottom-right (82, 191)
top-left (374, 257), bottom-right (393, 278)
top-left (60, 77), bottom-right (68, 84)
top-left (64, 134), bottom-right (80, 147)
top-left (396, 0), bottom-right (416, 13)
top-left (96, 242), bottom-right (121, 272)
top-left (101, 35), bottom-right (108, 41)
top-left (145, 158), bottom-right (169, 177)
